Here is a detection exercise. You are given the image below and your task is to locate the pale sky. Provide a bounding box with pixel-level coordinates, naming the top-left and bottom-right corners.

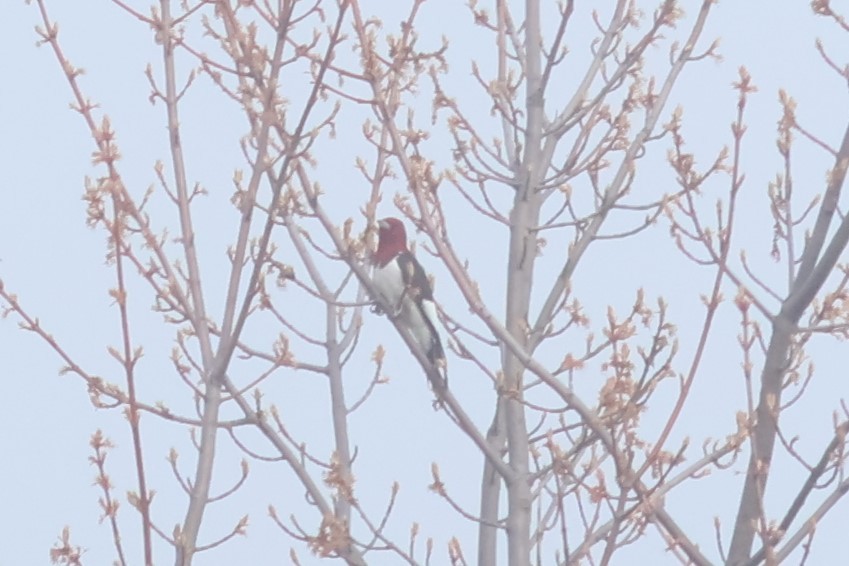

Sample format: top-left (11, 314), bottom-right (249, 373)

top-left (2, 2), bottom-right (849, 565)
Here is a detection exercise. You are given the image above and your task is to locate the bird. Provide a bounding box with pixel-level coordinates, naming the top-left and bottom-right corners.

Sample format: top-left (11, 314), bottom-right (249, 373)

top-left (371, 217), bottom-right (446, 368)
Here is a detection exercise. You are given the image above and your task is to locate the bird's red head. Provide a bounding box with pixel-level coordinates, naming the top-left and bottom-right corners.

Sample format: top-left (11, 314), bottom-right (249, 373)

top-left (374, 217), bottom-right (408, 266)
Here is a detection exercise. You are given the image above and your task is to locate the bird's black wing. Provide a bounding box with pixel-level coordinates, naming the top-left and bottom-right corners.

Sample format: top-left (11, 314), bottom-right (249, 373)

top-left (397, 251), bottom-right (444, 363)
top-left (397, 251), bottom-right (435, 300)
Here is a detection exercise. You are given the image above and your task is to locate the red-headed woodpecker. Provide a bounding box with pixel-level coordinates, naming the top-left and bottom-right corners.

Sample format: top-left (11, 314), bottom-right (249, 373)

top-left (371, 217), bottom-right (445, 367)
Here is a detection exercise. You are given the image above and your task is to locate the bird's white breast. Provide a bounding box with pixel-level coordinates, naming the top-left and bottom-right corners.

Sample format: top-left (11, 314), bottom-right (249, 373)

top-left (372, 259), bottom-right (405, 307)
top-left (372, 259), bottom-right (442, 358)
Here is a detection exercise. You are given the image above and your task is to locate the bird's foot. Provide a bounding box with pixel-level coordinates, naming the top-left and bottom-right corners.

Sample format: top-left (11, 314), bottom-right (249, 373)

top-left (369, 301), bottom-right (403, 318)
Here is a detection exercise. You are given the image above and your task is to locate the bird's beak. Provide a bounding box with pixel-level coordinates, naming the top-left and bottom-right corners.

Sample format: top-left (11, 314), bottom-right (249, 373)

top-left (378, 219), bottom-right (389, 230)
